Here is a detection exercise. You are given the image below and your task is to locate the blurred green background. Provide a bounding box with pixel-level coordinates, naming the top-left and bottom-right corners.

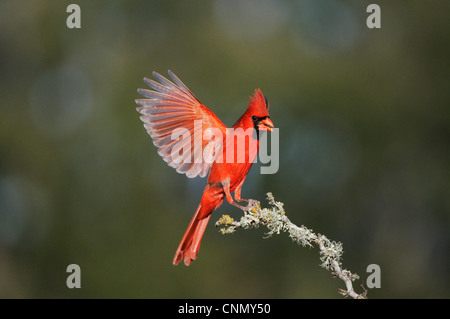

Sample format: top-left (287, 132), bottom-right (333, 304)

top-left (0, 0), bottom-right (449, 298)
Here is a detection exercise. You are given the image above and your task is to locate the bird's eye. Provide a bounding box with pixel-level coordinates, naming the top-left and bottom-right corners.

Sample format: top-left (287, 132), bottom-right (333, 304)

top-left (252, 115), bottom-right (257, 121)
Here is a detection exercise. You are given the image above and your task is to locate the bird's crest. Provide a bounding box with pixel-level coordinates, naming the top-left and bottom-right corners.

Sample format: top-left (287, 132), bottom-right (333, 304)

top-left (248, 88), bottom-right (269, 113)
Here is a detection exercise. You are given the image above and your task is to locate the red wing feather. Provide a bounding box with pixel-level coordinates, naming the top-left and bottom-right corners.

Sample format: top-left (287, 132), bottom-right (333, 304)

top-left (136, 71), bottom-right (227, 178)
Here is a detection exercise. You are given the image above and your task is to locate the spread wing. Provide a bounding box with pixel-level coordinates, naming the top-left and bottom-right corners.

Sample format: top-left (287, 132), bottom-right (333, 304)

top-left (136, 71), bottom-right (227, 178)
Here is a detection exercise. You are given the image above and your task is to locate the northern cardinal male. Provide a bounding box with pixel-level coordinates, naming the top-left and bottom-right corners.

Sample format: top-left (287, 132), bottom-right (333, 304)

top-left (136, 71), bottom-right (274, 266)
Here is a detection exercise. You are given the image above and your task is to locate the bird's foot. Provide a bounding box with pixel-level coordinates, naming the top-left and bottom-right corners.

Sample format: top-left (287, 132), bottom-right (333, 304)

top-left (241, 199), bottom-right (260, 212)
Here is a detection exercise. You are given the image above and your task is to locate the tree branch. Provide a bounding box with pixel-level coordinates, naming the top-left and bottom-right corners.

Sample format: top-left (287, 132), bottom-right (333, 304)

top-left (215, 192), bottom-right (367, 299)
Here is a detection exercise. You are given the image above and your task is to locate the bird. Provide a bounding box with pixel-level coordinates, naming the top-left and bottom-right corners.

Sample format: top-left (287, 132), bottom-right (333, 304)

top-left (135, 71), bottom-right (274, 266)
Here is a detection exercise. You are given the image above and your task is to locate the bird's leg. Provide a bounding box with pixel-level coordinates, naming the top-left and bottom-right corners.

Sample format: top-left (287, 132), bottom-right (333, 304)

top-left (222, 179), bottom-right (247, 211)
top-left (233, 180), bottom-right (260, 211)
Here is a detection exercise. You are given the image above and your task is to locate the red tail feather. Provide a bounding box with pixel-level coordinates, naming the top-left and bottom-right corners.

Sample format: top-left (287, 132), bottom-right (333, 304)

top-left (173, 204), bottom-right (211, 266)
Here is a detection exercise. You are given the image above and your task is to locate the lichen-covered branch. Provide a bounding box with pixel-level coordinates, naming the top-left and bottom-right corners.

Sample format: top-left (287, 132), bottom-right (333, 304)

top-left (215, 193), bottom-right (367, 299)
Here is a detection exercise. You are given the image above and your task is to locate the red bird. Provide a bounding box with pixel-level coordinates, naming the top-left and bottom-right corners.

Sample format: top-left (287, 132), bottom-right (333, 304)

top-left (136, 71), bottom-right (274, 266)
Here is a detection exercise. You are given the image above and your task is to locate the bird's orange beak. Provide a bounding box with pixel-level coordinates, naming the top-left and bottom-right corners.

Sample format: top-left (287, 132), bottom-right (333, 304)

top-left (258, 117), bottom-right (274, 132)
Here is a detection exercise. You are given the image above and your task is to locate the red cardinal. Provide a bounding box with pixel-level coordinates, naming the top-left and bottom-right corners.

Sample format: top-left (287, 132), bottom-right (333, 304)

top-left (136, 71), bottom-right (274, 266)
